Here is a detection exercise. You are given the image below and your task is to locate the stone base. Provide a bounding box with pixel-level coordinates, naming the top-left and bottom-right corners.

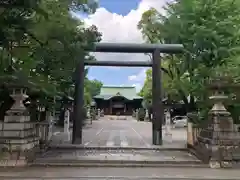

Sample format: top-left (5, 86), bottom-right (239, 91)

top-left (0, 122), bottom-right (35, 130)
top-left (0, 145), bottom-right (39, 167)
top-left (0, 159), bottom-right (28, 167)
top-left (4, 115), bottom-right (30, 123)
top-left (2, 137), bottom-right (39, 151)
top-left (0, 128), bottom-right (36, 138)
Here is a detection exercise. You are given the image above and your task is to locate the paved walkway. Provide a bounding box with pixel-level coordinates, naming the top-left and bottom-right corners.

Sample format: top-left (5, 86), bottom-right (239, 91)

top-left (32, 117), bottom-right (199, 168)
top-left (51, 117), bottom-right (187, 149)
top-left (1, 167), bottom-right (240, 179)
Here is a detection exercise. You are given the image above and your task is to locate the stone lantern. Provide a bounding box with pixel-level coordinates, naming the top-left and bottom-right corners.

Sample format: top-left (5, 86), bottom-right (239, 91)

top-left (0, 83), bottom-right (39, 166)
top-left (200, 75), bottom-right (240, 168)
top-left (4, 85), bottom-right (29, 122)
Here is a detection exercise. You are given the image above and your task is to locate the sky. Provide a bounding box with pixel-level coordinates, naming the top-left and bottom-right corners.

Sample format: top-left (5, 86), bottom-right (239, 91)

top-left (74, 0), bottom-right (169, 92)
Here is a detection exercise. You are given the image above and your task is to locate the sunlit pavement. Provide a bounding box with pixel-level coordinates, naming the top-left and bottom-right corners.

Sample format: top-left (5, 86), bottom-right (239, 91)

top-left (51, 116), bottom-right (187, 148)
top-left (29, 117), bottom-right (202, 170)
top-left (1, 118), bottom-right (237, 179)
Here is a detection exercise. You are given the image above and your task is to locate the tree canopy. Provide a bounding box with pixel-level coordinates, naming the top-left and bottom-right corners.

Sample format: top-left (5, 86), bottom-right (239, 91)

top-left (0, 0), bottom-right (103, 113)
top-left (138, 0), bottom-right (240, 114)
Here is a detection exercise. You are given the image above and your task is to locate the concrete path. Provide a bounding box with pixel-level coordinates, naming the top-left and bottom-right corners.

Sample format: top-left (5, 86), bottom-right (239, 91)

top-left (51, 116), bottom-right (187, 148)
top-left (32, 117), bottom-right (199, 168)
top-left (1, 167), bottom-right (240, 179)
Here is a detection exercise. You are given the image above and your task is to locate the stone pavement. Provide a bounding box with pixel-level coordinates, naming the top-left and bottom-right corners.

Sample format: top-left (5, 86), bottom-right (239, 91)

top-left (30, 117), bottom-right (200, 168)
top-left (33, 148), bottom-right (203, 167)
top-left (1, 167), bottom-right (240, 179)
top-left (51, 117), bottom-right (187, 149)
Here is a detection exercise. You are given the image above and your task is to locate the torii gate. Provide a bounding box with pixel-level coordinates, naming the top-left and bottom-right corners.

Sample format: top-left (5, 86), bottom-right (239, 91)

top-left (71, 43), bottom-right (183, 145)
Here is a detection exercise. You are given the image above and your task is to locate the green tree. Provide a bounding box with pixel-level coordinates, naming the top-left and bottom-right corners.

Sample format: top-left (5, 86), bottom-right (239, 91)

top-left (138, 0), bottom-right (240, 112)
top-left (138, 69), bottom-right (152, 102)
top-left (0, 0), bottom-right (102, 121)
top-left (85, 79), bottom-right (103, 98)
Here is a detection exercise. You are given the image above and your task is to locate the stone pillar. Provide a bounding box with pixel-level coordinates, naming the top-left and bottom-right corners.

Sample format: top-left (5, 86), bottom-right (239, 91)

top-left (0, 86), bottom-right (39, 166)
top-left (97, 108), bottom-right (101, 119)
top-left (64, 109), bottom-right (70, 141)
top-left (87, 107), bottom-right (91, 119)
top-left (46, 111), bottom-right (53, 141)
top-left (145, 109), bottom-right (149, 121)
top-left (136, 109), bottom-right (139, 121)
top-left (164, 110), bottom-right (172, 143)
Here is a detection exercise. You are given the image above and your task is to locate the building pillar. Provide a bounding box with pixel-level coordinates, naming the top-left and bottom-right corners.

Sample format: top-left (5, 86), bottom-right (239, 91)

top-left (152, 49), bottom-right (163, 145)
top-left (72, 60), bottom-right (84, 144)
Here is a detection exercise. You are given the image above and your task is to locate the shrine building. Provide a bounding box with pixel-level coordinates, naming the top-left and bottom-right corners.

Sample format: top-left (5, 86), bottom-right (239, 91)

top-left (93, 86), bottom-right (143, 115)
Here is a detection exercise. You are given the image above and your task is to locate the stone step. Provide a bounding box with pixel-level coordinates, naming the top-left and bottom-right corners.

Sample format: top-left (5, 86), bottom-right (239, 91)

top-left (31, 148), bottom-right (207, 168)
top-left (49, 144), bottom-right (188, 151)
top-left (31, 160), bottom-right (207, 168)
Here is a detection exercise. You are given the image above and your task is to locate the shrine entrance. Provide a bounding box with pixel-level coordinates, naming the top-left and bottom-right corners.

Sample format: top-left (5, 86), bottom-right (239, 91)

top-left (72, 43), bottom-right (183, 145)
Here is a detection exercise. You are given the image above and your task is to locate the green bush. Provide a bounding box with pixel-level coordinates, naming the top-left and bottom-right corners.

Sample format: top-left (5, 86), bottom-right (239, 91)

top-left (90, 108), bottom-right (96, 120)
top-left (137, 108), bottom-right (145, 121)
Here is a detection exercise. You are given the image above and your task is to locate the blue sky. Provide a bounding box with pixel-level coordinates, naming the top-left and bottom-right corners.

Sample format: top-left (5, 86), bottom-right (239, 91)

top-left (86, 0), bottom-right (146, 91)
top-left (98, 0), bottom-right (140, 15)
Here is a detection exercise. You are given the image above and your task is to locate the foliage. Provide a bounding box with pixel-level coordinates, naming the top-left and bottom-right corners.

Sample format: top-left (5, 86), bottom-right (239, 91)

top-left (137, 108), bottom-right (145, 121)
top-left (85, 78), bottom-right (103, 98)
top-left (138, 69), bottom-right (152, 102)
top-left (90, 108), bottom-right (96, 120)
top-left (0, 0), bottom-right (103, 121)
top-left (138, 0), bottom-right (240, 113)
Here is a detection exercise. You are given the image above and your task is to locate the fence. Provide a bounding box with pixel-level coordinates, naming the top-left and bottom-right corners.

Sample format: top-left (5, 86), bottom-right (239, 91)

top-left (35, 121), bottom-right (52, 149)
top-left (187, 122), bottom-right (202, 146)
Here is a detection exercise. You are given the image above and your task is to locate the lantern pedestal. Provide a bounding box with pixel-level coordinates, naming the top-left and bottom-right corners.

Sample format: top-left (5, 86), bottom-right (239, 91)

top-left (198, 78), bottom-right (240, 168)
top-left (0, 87), bottom-right (39, 167)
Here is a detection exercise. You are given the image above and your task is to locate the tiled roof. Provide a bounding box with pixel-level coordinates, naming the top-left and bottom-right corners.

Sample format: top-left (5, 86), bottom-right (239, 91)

top-left (94, 86), bottom-right (143, 100)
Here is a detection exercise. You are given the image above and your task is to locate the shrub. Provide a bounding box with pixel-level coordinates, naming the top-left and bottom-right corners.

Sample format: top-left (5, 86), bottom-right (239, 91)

top-left (137, 108), bottom-right (145, 121)
top-left (90, 108), bottom-right (96, 120)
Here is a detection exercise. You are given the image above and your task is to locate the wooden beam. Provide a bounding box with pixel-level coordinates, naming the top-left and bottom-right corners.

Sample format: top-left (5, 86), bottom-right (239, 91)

top-left (84, 60), bottom-right (152, 67)
top-left (92, 43), bottom-right (184, 53)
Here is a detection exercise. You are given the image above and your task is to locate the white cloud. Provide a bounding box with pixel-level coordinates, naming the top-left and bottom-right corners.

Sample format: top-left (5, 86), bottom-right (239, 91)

top-left (132, 83), bottom-right (143, 93)
top-left (128, 68), bottom-right (149, 92)
top-left (88, 76), bottom-right (95, 80)
top-left (82, 0), bottom-right (169, 64)
top-left (128, 68), bottom-right (147, 81)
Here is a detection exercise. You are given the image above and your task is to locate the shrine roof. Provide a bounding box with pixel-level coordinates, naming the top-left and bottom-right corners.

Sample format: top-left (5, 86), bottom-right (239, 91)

top-left (94, 86), bottom-right (143, 100)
